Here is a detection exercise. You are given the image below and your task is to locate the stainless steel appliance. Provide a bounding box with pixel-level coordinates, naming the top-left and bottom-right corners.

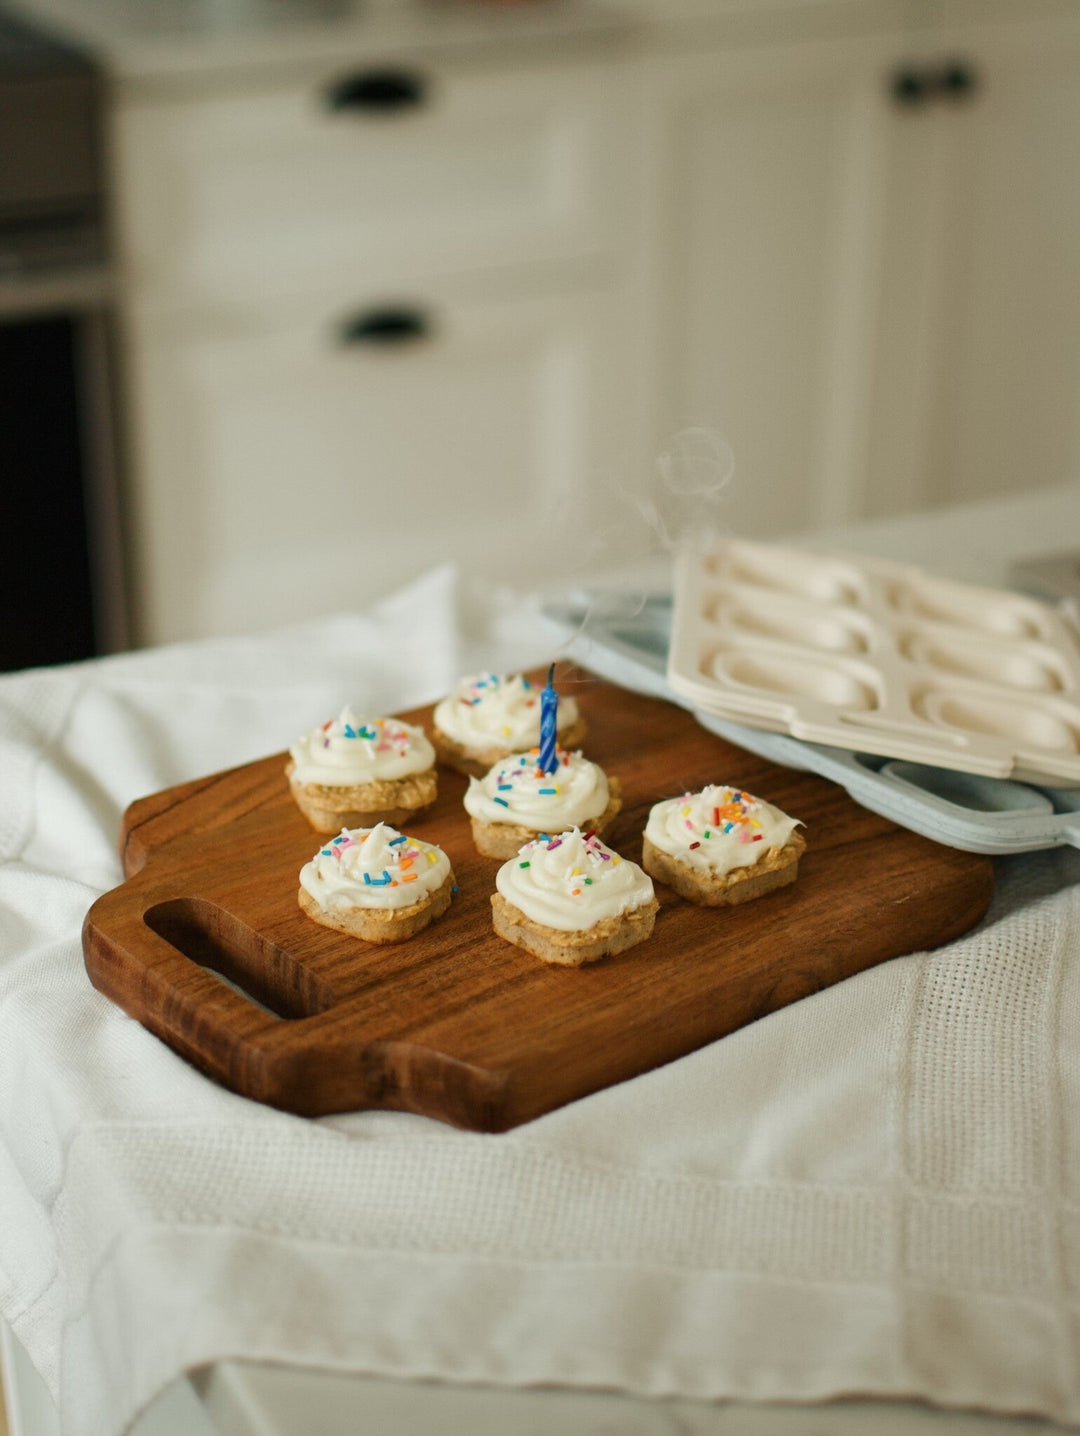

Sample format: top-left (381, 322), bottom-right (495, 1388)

top-left (0, 6), bottom-right (127, 670)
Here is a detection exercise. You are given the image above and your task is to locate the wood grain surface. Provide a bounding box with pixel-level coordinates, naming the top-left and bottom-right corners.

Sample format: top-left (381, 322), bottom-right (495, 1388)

top-left (82, 672), bottom-right (995, 1131)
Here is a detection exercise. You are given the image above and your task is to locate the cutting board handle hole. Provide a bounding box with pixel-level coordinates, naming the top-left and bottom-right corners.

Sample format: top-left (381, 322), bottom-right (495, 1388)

top-left (144, 898), bottom-right (337, 1021)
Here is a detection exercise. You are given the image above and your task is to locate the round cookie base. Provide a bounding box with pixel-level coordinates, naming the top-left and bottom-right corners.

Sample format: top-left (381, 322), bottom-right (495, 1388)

top-left (491, 890), bottom-right (658, 967)
top-left (298, 871), bottom-right (455, 942)
top-left (287, 761), bottom-right (438, 835)
top-left (642, 831), bottom-right (806, 906)
top-left (432, 716), bottom-right (588, 778)
top-left (470, 777), bottom-right (622, 859)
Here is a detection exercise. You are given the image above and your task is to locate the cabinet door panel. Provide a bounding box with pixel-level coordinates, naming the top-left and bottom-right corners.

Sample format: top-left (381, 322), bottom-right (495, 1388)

top-left (113, 61), bottom-right (633, 306)
top-left (652, 19), bottom-right (1080, 534)
top-left (866, 21), bottom-right (1080, 514)
top-left (124, 288), bottom-right (626, 644)
top-left (649, 39), bottom-right (892, 538)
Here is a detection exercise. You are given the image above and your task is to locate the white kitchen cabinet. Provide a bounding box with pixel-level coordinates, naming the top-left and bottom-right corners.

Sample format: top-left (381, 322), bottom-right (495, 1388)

top-left (646, 31), bottom-right (896, 539)
top-left (111, 42), bottom-right (649, 645)
top-left (864, 15), bottom-right (1080, 517)
top-left (102, 0), bottom-right (1080, 645)
top-left (111, 57), bottom-right (638, 309)
top-left (647, 8), bottom-right (1080, 537)
top-left (123, 280), bottom-right (634, 644)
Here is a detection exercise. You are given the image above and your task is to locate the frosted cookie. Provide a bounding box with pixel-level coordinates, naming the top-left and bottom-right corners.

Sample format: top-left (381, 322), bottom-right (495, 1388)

top-left (287, 707), bottom-right (437, 834)
top-left (492, 827), bottom-right (658, 966)
top-left (298, 822), bottom-right (454, 942)
top-left (463, 748), bottom-right (620, 859)
top-left (431, 673), bottom-right (586, 777)
top-left (642, 784), bottom-right (805, 906)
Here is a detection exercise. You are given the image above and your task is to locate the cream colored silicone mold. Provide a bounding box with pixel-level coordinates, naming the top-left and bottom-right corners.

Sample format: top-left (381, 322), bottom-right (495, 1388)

top-left (669, 540), bottom-right (1080, 784)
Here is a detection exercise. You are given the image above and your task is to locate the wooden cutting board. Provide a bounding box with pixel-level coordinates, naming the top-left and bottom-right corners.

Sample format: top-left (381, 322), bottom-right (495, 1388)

top-left (83, 672), bottom-right (994, 1131)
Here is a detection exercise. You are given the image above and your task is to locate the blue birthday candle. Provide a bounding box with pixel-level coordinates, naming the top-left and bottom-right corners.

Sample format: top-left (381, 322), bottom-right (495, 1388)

top-left (538, 663), bottom-right (558, 774)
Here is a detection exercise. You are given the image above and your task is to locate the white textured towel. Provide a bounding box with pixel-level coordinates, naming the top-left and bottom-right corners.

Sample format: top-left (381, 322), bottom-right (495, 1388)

top-left (1, 565), bottom-right (1079, 1436)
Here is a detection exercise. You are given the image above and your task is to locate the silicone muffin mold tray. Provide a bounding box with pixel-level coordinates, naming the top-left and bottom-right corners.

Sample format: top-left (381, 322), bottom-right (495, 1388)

top-left (667, 541), bottom-right (1080, 787)
top-left (541, 587), bottom-right (1080, 856)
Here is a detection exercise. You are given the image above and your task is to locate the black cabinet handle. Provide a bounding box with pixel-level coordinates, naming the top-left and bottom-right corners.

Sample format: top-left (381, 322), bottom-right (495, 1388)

top-left (325, 68), bottom-right (427, 114)
top-left (937, 59), bottom-right (978, 101)
top-left (891, 66), bottom-right (932, 106)
top-left (890, 59), bottom-right (978, 108)
top-left (338, 308), bottom-right (432, 346)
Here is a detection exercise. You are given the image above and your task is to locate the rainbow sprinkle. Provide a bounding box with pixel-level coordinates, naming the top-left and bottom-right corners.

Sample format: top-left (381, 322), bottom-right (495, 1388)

top-left (676, 787), bottom-right (769, 848)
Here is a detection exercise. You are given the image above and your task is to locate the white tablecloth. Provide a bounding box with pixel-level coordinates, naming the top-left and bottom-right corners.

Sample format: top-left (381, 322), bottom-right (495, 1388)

top-left (2, 562), bottom-right (1079, 1436)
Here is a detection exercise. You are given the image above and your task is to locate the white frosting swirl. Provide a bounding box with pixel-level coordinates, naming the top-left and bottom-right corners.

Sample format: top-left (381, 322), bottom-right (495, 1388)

top-left (645, 784), bottom-right (801, 876)
top-left (289, 707), bottom-right (434, 786)
top-left (433, 673), bottom-right (580, 751)
top-left (299, 823), bottom-right (451, 911)
top-left (464, 749), bottom-right (608, 830)
top-left (496, 828), bottom-right (654, 931)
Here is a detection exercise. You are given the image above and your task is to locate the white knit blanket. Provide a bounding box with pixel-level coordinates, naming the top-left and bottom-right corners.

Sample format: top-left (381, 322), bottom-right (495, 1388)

top-left (1, 566), bottom-right (1078, 1436)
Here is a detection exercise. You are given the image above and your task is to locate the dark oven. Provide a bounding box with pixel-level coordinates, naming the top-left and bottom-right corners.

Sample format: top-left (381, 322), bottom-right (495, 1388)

top-left (0, 5), bottom-right (127, 671)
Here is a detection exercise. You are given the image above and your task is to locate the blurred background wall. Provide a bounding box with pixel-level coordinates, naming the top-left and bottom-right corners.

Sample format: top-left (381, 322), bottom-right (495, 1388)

top-left (1, 0), bottom-right (1078, 660)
